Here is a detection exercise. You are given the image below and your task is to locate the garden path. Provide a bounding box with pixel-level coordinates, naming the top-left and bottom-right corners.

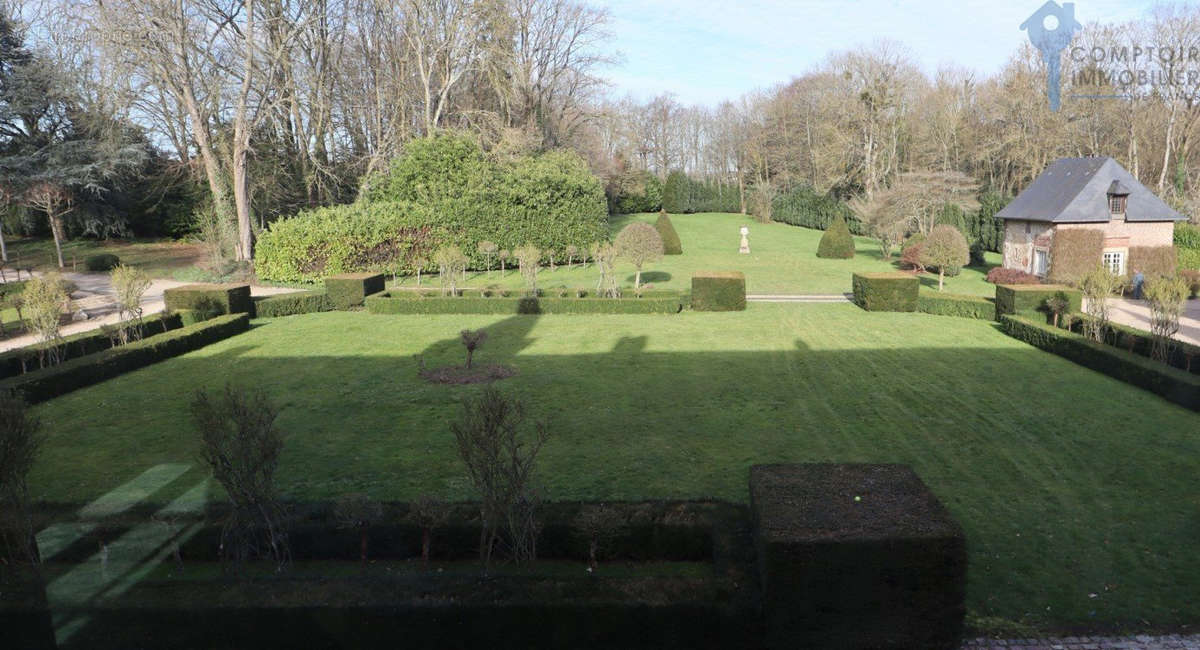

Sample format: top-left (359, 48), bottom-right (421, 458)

top-left (1093, 298), bottom-right (1200, 346)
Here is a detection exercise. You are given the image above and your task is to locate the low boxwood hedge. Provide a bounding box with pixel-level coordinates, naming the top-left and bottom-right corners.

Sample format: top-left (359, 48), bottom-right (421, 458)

top-left (366, 291), bottom-right (683, 315)
top-left (163, 284), bottom-right (253, 316)
top-left (325, 273), bottom-right (386, 310)
top-left (851, 272), bottom-right (918, 312)
top-left (1000, 314), bottom-right (1200, 411)
top-left (0, 312), bottom-right (183, 379)
top-left (916, 291), bottom-right (996, 320)
top-left (1066, 316), bottom-right (1200, 375)
top-left (253, 291), bottom-right (335, 318)
top-left (0, 313), bottom-right (250, 404)
top-left (84, 254), bottom-right (121, 272)
top-left (691, 272), bottom-right (745, 312)
top-left (994, 284), bottom-right (1082, 317)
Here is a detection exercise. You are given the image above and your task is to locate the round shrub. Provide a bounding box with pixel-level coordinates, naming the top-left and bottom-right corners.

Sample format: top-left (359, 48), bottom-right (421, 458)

top-left (84, 254), bottom-right (121, 272)
top-left (654, 212), bottom-right (683, 255)
top-left (816, 215), bottom-right (855, 259)
top-left (920, 225), bottom-right (970, 289)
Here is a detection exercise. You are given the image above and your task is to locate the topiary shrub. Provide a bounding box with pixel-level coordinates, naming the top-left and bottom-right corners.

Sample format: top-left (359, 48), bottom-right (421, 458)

top-left (917, 291), bottom-right (996, 320)
top-left (691, 271), bottom-right (746, 312)
top-left (1128, 246), bottom-right (1178, 280)
top-left (920, 225), bottom-right (970, 291)
top-left (84, 254), bottom-right (121, 272)
top-left (614, 223), bottom-right (663, 289)
top-left (163, 284), bottom-right (253, 316)
top-left (899, 234), bottom-right (926, 272)
top-left (994, 284), bottom-right (1081, 318)
top-left (851, 272), bottom-right (918, 312)
top-left (816, 215), bottom-right (855, 259)
top-left (325, 273), bottom-right (386, 310)
top-left (1048, 228), bottom-right (1104, 285)
top-left (252, 291), bottom-right (334, 318)
top-left (654, 212), bottom-right (683, 255)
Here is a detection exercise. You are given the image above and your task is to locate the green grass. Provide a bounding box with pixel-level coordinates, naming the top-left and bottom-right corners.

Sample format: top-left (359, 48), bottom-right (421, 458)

top-left (5, 237), bottom-right (204, 278)
top-left (29, 306), bottom-right (1200, 633)
top-left (395, 212), bottom-right (1001, 296)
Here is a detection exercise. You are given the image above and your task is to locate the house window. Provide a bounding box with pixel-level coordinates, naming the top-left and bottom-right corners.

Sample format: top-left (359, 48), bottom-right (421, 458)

top-left (1109, 195), bottom-right (1126, 214)
top-left (1034, 249), bottom-right (1049, 277)
top-left (1103, 250), bottom-right (1125, 275)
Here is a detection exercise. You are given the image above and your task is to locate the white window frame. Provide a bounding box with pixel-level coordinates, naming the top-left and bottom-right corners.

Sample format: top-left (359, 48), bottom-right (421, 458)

top-left (1033, 249), bottom-right (1049, 277)
top-left (1102, 249), bottom-right (1126, 276)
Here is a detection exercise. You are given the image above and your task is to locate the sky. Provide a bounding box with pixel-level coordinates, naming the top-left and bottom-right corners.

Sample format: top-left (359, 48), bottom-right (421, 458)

top-left (599, 0), bottom-right (1156, 106)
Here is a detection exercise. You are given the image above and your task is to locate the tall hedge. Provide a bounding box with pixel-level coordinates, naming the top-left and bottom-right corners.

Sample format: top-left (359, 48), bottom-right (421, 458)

top-left (257, 133), bottom-right (607, 283)
top-left (655, 213), bottom-right (683, 255)
top-left (607, 170), bottom-right (663, 214)
top-left (816, 215), bottom-right (855, 259)
top-left (770, 186), bottom-right (864, 234)
top-left (1048, 228), bottom-right (1104, 285)
top-left (1178, 223), bottom-right (1200, 270)
top-left (1128, 246), bottom-right (1178, 279)
top-left (661, 171), bottom-right (741, 214)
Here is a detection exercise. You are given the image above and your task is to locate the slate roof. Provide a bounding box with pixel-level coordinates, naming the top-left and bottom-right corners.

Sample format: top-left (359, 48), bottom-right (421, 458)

top-left (995, 157), bottom-right (1186, 223)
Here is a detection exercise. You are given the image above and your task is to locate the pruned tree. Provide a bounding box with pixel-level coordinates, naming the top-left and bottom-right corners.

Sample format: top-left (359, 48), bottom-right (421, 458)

top-left (1080, 265), bottom-right (1126, 343)
top-left (590, 241), bottom-right (619, 298)
top-left (333, 493), bottom-right (383, 564)
top-left (573, 503), bottom-right (626, 571)
top-left (22, 274), bottom-right (70, 367)
top-left (433, 245), bottom-right (467, 296)
top-left (451, 387), bottom-right (549, 569)
top-left (614, 222), bottom-right (663, 290)
top-left (1145, 275), bottom-right (1189, 363)
top-left (513, 244), bottom-right (541, 294)
top-left (460, 329), bottom-right (487, 369)
top-left (192, 384), bottom-right (289, 570)
top-left (409, 494), bottom-right (450, 565)
top-left (920, 225), bottom-right (969, 291)
top-left (111, 264), bottom-right (152, 344)
top-left (477, 240), bottom-right (498, 275)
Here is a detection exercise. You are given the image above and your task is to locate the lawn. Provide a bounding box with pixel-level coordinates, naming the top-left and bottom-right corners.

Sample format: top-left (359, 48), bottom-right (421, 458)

top-left (4, 237), bottom-right (204, 278)
top-left (30, 305), bottom-right (1200, 634)
top-left (392, 212), bottom-right (1002, 296)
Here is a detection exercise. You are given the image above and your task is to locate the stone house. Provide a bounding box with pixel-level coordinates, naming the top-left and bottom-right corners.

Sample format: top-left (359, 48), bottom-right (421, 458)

top-left (996, 157), bottom-right (1184, 278)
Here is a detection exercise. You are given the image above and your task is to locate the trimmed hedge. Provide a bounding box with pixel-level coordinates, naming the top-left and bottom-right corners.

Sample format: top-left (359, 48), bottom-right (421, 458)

top-left (1000, 315), bottom-right (1200, 411)
top-left (326, 273), bottom-right (386, 309)
top-left (661, 171), bottom-right (741, 214)
top-left (750, 464), bottom-right (966, 650)
top-left (851, 272), bottom-right (918, 312)
top-left (84, 254), bottom-right (121, 272)
top-left (1068, 316), bottom-right (1200, 375)
top-left (1128, 246), bottom-right (1178, 279)
top-left (994, 284), bottom-right (1082, 318)
top-left (916, 291), bottom-right (996, 320)
top-left (1177, 223), bottom-right (1200, 270)
top-left (770, 185), bottom-right (864, 234)
top-left (691, 272), bottom-right (746, 312)
top-left (366, 292), bottom-right (684, 315)
top-left (816, 215), bottom-right (855, 259)
top-left (655, 213), bottom-right (683, 255)
top-left (0, 312), bottom-right (183, 379)
top-left (0, 314), bottom-right (250, 404)
top-left (163, 284), bottom-right (253, 316)
top-left (1047, 228), bottom-right (1104, 285)
top-left (253, 291), bottom-right (335, 318)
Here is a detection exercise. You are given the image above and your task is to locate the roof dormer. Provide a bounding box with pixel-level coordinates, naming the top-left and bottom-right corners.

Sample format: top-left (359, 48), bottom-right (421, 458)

top-left (1107, 180), bottom-right (1129, 217)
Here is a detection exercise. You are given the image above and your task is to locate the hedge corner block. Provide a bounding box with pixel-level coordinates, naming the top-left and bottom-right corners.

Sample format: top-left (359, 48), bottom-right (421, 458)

top-left (994, 283), bottom-right (1082, 318)
top-left (163, 283), bottom-right (253, 316)
top-left (749, 463), bottom-right (967, 650)
top-left (325, 272), bottom-right (387, 310)
top-left (851, 272), bottom-right (919, 312)
top-left (691, 271), bottom-right (746, 312)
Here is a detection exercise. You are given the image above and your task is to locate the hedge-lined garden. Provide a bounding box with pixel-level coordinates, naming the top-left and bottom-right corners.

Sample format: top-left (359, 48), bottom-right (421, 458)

top-left (365, 290), bottom-right (686, 315)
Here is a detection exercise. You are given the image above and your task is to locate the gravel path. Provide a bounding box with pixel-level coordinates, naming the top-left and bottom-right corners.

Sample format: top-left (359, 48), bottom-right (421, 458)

top-left (963, 635), bottom-right (1200, 649)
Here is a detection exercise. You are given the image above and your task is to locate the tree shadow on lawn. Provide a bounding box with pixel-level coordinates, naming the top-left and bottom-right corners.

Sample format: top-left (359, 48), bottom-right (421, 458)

top-left (627, 271), bottom-right (671, 284)
top-left (27, 313), bottom-right (1200, 630)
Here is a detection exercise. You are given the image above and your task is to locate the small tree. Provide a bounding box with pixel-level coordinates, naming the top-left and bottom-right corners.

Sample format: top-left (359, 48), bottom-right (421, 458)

top-left (433, 246), bottom-right (467, 296)
top-left (920, 225), bottom-right (970, 291)
top-left (411, 254), bottom-right (429, 286)
top-left (497, 249), bottom-right (510, 274)
top-left (0, 395), bottom-right (42, 566)
top-left (573, 504), bottom-right (627, 571)
top-left (816, 215), bottom-right (855, 259)
top-left (565, 245), bottom-right (579, 269)
top-left (23, 182), bottom-right (72, 269)
top-left (1046, 294), bottom-right (1070, 329)
top-left (614, 222), bottom-right (664, 290)
top-left (192, 384), bottom-right (289, 570)
top-left (333, 493), bottom-right (383, 564)
top-left (23, 274), bottom-right (70, 367)
top-left (590, 241), bottom-right (619, 298)
top-left (409, 494), bottom-right (450, 565)
top-left (747, 181), bottom-right (777, 223)
top-left (1145, 275), bottom-right (1189, 363)
top-left (451, 388), bottom-right (549, 569)
top-left (111, 264), bottom-right (152, 344)
top-left (477, 241), bottom-right (498, 276)
top-left (514, 244), bottom-right (541, 294)
top-left (460, 329), bottom-right (487, 369)
top-left (1080, 265), bottom-right (1126, 343)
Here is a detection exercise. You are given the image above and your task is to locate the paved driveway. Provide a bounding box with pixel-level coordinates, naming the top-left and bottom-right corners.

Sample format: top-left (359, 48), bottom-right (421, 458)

top-left (1103, 297), bottom-right (1200, 346)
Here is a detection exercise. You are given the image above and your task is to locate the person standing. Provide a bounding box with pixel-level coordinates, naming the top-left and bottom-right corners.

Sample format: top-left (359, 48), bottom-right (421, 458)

top-left (1132, 269), bottom-right (1145, 299)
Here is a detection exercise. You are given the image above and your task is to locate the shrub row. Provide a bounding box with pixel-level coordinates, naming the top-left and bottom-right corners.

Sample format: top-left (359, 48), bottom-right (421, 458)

top-left (661, 171), bottom-right (741, 214)
top-left (1066, 317), bottom-right (1200, 375)
top-left (916, 292), bottom-right (996, 320)
top-left (1047, 228), bottom-right (1104, 285)
top-left (770, 185), bottom-right (865, 234)
top-left (994, 284), bottom-right (1082, 317)
top-left (851, 273), bottom-right (918, 312)
top-left (691, 272), bottom-right (745, 312)
top-left (366, 292), bottom-right (684, 315)
top-left (252, 291), bottom-right (335, 318)
top-left (0, 312), bottom-right (183, 379)
top-left (0, 314), bottom-right (250, 403)
top-left (163, 284), bottom-right (253, 316)
top-left (1000, 315), bottom-right (1200, 411)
